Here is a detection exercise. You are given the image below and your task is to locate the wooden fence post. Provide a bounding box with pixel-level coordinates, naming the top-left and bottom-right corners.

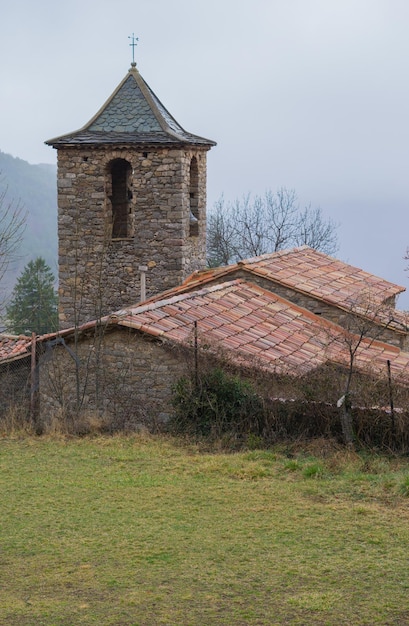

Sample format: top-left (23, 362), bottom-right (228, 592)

top-left (30, 332), bottom-right (40, 430)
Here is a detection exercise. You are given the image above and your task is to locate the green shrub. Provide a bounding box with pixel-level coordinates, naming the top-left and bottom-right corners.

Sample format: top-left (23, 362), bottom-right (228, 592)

top-left (171, 367), bottom-right (266, 439)
top-left (302, 462), bottom-right (325, 479)
top-left (283, 459), bottom-right (300, 472)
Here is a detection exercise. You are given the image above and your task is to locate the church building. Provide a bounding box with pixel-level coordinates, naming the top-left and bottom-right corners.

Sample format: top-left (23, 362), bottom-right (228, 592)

top-left (1, 53), bottom-right (407, 433)
top-left (46, 61), bottom-right (216, 328)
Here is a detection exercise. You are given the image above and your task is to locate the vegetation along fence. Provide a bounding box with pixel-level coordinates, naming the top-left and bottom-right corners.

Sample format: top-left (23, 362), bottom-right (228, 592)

top-left (1, 337), bottom-right (409, 450)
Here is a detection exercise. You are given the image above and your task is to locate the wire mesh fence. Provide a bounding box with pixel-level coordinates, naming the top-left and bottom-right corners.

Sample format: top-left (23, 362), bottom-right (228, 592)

top-left (0, 356), bottom-right (31, 423)
top-left (1, 335), bottom-right (409, 449)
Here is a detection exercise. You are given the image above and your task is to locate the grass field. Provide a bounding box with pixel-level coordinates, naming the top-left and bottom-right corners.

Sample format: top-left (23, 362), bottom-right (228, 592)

top-left (1, 435), bottom-right (409, 625)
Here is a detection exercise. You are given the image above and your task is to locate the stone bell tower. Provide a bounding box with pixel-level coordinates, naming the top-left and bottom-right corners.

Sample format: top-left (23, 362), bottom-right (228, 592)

top-left (46, 61), bottom-right (216, 328)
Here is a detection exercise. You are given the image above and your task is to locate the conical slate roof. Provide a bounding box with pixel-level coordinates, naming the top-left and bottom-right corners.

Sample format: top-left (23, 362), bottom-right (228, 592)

top-left (46, 64), bottom-right (216, 148)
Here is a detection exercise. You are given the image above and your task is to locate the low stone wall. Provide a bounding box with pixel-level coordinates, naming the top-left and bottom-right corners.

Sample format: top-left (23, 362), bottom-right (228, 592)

top-left (39, 326), bottom-right (187, 430)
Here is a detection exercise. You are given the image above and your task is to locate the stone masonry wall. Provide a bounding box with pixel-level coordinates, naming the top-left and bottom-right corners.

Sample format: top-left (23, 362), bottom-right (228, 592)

top-left (57, 145), bottom-right (209, 328)
top-left (39, 326), bottom-right (187, 427)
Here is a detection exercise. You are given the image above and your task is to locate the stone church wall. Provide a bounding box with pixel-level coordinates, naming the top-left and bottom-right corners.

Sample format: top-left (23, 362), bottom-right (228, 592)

top-left (39, 326), bottom-right (187, 428)
top-left (57, 145), bottom-right (209, 328)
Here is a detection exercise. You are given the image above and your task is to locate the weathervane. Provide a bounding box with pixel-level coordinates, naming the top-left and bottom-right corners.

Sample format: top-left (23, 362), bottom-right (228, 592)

top-left (128, 33), bottom-right (139, 66)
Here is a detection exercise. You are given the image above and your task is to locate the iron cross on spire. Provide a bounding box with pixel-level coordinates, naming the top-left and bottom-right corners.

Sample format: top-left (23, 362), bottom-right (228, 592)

top-left (128, 33), bottom-right (139, 65)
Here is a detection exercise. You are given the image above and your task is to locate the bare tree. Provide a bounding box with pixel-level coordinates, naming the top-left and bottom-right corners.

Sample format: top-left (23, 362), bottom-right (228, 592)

top-left (0, 183), bottom-right (26, 289)
top-left (294, 204), bottom-right (338, 253)
top-left (207, 187), bottom-right (338, 266)
top-left (332, 291), bottom-right (395, 445)
top-left (207, 196), bottom-right (237, 267)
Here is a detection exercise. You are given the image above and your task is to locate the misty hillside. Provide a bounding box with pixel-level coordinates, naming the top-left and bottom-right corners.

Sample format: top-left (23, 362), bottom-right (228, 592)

top-left (0, 150), bottom-right (58, 300)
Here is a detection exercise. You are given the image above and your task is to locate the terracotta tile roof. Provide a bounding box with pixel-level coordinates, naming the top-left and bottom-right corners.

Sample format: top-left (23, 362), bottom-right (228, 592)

top-left (116, 279), bottom-right (409, 381)
top-left (0, 321), bottom-right (107, 365)
top-left (238, 247), bottom-right (405, 306)
top-left (175, 247), bottom-right (408, 333)
top-left (0, 334), bottom-right (32, 363)
top-left (182, 247), bottom-right (405, 309)
top-left (3, 276), bottom-right (409, 385)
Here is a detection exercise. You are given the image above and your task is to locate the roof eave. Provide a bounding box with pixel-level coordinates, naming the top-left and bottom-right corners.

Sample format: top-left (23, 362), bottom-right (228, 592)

top-left (45, 136), bottom-right (216, 149)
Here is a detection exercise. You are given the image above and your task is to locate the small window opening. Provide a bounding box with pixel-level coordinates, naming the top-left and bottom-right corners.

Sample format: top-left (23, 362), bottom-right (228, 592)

top-left (189, 157), bottom-right (199, 237)
top-left (110, 159), bottom-right (132, 238)
top-left (83, 156), bottom-right (89, 162)
top-left (143, 152), bottom-right (148, 158)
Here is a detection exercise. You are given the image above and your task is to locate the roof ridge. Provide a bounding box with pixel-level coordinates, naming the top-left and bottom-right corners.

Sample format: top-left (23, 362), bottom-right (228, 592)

top-left (116, 279), bottom-right (245, 316)
top-left (114, 276), bottom-right (406, 373)
top-left (129, 67), bottom-right (192, 142)
top-left (121, 276), bottom-right (347, 337)
top-left (238, 246), bottom-right (310, 266)
top-left (46, 71), bottom-right (134, 145)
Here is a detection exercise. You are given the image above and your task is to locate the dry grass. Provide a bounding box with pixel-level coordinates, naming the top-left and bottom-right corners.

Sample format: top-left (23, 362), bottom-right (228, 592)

top-left (1, 434), bottom-right (409, 625)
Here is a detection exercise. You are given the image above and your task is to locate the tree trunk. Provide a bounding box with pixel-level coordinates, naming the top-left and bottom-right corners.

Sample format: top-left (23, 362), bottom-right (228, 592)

top-left (340, 394), bottom-right (354, 446)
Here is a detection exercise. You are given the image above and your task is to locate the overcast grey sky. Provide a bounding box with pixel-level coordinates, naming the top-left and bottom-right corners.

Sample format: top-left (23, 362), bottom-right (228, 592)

top-left (2, 0), bottom-right (409, 306)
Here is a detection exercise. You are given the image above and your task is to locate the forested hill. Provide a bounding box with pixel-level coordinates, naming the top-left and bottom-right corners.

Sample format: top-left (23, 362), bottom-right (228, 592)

top-left (0, 150), bottom-right (58, 297)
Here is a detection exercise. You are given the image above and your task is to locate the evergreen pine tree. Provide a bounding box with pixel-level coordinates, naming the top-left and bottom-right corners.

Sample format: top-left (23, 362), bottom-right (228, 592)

top-left (6, 257), bottom-right (58, 335)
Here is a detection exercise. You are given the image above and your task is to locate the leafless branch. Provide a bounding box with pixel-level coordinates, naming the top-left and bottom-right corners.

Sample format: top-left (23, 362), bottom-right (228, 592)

top-left (0, 186), bottom-right (26, 283)
top-left (207, 187), bottom-right (338, 266)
